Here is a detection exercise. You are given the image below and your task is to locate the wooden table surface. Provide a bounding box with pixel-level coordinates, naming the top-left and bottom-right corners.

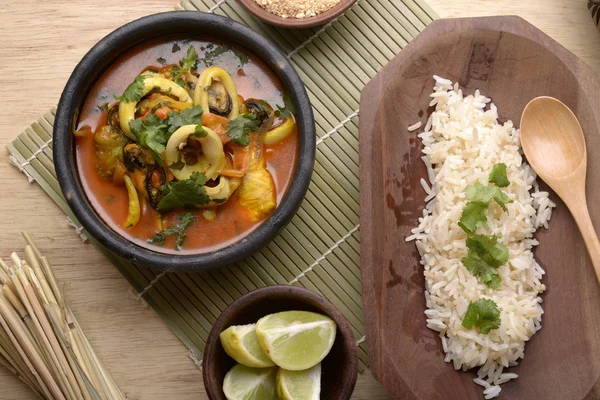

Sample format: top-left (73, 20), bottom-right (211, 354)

top-left (1, 0), bottom-right (599, 399)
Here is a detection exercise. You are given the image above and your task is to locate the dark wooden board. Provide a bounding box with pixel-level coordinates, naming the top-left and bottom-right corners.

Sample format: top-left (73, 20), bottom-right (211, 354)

top-left (359, 16), bottom-right (600, 400)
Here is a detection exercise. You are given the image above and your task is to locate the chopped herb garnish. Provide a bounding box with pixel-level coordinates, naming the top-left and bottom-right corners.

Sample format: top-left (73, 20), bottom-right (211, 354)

top-left (227, 114), bottom-right (260, 146)
top-left (129, 114), bottom-right (169, 165)
top-left (172, 43), bottom-right (181, 53)
top-left (458, 201), bottom-right (489, 234)
top-left (466, 234), bottom-right (509, 267)
top-left (461, 234), bottom-right (507, 288)
top-left (492, 190), bottom-right (512, 212)
top-left (462, 299), bottom-right (501, 334)
top-left (166, 105), bottom-right (203, 134)
top-left (157, 57), bottom-right (167, 65)
top-left (115, 75), bottom-right (146, 103)
top-left (462, 252), bottom-right (502, 289)
top-left (204, 44), bottom-right (249, 67)
top-left (94, 103), bottom-right (109, 113)
top-left (459, 181), bottom-right (514, 233)
top-left (194, 124), bottom-right (208, 138)
top-left (156, 172), bottom-right (210, 213)
top-left (179, 45), bottom-right (199, 72)
top-left (489, 163), bottom-right (510, 188)
top-left (465, 182), bottom-right (500, 204)
top-left (168, 158), bottom-right (186, 171)
top-left (275, 91), bottom-right (295, 119)
top-left (148, 212), bottom-right (196, 250)
top-left (231, 48), bottom-right (249, 66)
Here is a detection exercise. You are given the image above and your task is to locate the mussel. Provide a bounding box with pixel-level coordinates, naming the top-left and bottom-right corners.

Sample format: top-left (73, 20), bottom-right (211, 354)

top-left (124, 144), bottom-right (153, 171)
top-left (245, 99), bottom-right (273, 128)
top-left (107, 104), bottom-right (123, 134)
top-left (194, 67), bottom-right (240, 120)
top-left (207, 81), bottom-right (233, 116)
top-left (145, 167), bottom-right (167, 209)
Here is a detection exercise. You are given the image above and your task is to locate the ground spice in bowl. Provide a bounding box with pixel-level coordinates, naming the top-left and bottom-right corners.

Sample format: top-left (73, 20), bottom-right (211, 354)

top-left (253, 0), bottom-right (342, 19)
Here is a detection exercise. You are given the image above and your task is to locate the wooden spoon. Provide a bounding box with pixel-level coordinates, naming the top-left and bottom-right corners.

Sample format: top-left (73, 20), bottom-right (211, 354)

top-left (520, 96), bottom-right (600, 284)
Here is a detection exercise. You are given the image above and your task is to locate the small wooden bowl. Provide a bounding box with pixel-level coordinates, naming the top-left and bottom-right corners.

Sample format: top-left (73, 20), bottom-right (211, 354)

top-left (236, 0), bottom-right (357, 29)
top-left (203, 285), bottom-right (358, 399)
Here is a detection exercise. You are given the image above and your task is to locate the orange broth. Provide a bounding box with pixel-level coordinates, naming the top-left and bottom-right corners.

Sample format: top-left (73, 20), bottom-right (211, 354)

top-left (75, 38), bottom-right (298, 254)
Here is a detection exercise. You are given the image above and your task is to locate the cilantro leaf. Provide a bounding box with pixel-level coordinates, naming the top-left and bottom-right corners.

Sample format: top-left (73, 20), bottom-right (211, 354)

top-left (168, 154), bottom-right (186, 171)
top-left (466, 234), bottom-right (508, 267)
top-left (179, 45), bottom-right (198, 72)
top-left (156, 172), bottom-right (210, 213)
top-left (148, 212), bottom-right (195, 250)
top-left (458, 202), bottom-right (489, 234)
top-left (232, 48), bottom-right (249, 66)
top-left (203, 45), bottom-right (248, 67)
top-left (462, 234), bottom-right (507, 288)
top-left (166, 105), bottom-right (203, 134)
top-left (227, 114), bottom-right (260, 146)
top-left (493, 190), bottom-right (513, 212)
top-left (460, 182), bottom-right (513, 233)
top-left (116, 75), bottom-right (146, 103)
top-left (194, 124), bottom-right (208, 138)
top-left (275, 91), bottom-right (295, 119)
top-left (129, 114), bottom-right (169, 165)
top-left (462, 299), bottom-right (501, 334)
top-left (489, 163), bottom-right (510, 187)
top-left (465, 182), bottom-right (499, 203)
top-left (461, 252), bottom-right (502, 289)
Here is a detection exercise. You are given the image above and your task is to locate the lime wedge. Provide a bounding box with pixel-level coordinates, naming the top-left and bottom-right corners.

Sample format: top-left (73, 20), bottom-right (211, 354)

top-left (222, 364), bottom-right (278, 400)
top-left (220, 324), bottom-right (275, 368)
top-left (255, 311), bottom-right (336, 371)
top-left (277, 364), bottom-right (321, 400)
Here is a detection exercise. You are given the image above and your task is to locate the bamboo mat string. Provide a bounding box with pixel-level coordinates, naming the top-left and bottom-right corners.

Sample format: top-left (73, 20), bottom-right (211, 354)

top-left (288, 224), bottom-right (360, 285)
top-left (65, 218), bottom-right (88, 243)
top-left (316, 110), bottom-right (360, 146)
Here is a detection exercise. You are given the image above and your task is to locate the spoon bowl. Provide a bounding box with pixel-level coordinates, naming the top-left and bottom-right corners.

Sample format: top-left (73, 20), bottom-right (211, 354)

top-left (521, 97), bottom-right (587, 180)
top-left (520, 96), bottom-right (600, 284)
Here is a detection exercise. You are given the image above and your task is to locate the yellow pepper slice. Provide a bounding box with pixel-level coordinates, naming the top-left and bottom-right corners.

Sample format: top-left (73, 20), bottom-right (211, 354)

top-left (193, 67), bottom-right (240, 120)
top-left (146, 95), bottom-right (193, 112)
top-left (264, 118), bottom-right (295, 145)
top-left (123, 175), bottom-right (141, 228)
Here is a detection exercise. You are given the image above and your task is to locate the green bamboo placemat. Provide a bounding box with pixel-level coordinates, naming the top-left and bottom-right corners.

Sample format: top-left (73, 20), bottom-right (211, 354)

top-left (7, 0), bottom-right (437, 372)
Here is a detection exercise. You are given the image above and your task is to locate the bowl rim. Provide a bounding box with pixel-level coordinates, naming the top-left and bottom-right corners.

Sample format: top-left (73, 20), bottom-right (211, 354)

top-left (202, 285), bottom-right (359, 400)
top-left (236, 0), bottom-right (358, 28)
top-left (53, 11), bottom-right (315, 272)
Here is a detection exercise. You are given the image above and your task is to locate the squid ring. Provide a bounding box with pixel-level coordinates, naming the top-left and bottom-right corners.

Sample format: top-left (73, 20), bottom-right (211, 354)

top-left (164, 125), bottom-right (226, 181)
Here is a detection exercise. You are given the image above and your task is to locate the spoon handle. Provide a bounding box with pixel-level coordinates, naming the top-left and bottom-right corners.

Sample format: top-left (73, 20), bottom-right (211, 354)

top-left (570, 203), bottom-right (600, 285)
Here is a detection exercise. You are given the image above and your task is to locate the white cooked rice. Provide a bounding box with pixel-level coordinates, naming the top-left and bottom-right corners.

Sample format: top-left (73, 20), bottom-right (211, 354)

top-left (408, 121), bottom-right (423, 132)
top-left (407, 77), bottom-right (556, 396)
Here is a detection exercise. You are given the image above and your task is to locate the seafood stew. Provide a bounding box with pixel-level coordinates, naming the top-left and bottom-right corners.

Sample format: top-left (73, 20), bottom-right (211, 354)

top-left (75, 38), bottom-right (299, 254)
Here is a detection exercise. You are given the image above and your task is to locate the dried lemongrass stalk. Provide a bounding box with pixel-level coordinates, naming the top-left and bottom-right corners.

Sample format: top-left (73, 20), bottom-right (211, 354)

top-left (0, 233), bottom-right (127, 400)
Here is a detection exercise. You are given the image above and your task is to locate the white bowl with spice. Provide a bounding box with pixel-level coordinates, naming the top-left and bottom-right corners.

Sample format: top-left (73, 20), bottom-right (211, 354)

top-left (237, 0), bottom-right (357, 28)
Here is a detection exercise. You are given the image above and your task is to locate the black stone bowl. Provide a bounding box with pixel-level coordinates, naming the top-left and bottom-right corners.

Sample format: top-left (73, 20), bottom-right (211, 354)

top-left (54, 11), bottom-right (315, 272)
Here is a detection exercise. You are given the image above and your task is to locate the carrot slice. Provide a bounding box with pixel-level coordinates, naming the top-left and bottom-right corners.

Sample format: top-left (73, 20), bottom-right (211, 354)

top-left (202, 113), bottom-right (230, 143)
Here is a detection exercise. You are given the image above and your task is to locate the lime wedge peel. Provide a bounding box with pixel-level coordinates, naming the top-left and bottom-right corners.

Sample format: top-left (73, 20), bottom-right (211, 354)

top-left (277, 363), bottom-right (322, 400)
top-left (223, 364), bottom-right (278, 400)
top-left (220, 324), bottom-right (275, 368)
top-left (255, 311), bottom-right (337, 371)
